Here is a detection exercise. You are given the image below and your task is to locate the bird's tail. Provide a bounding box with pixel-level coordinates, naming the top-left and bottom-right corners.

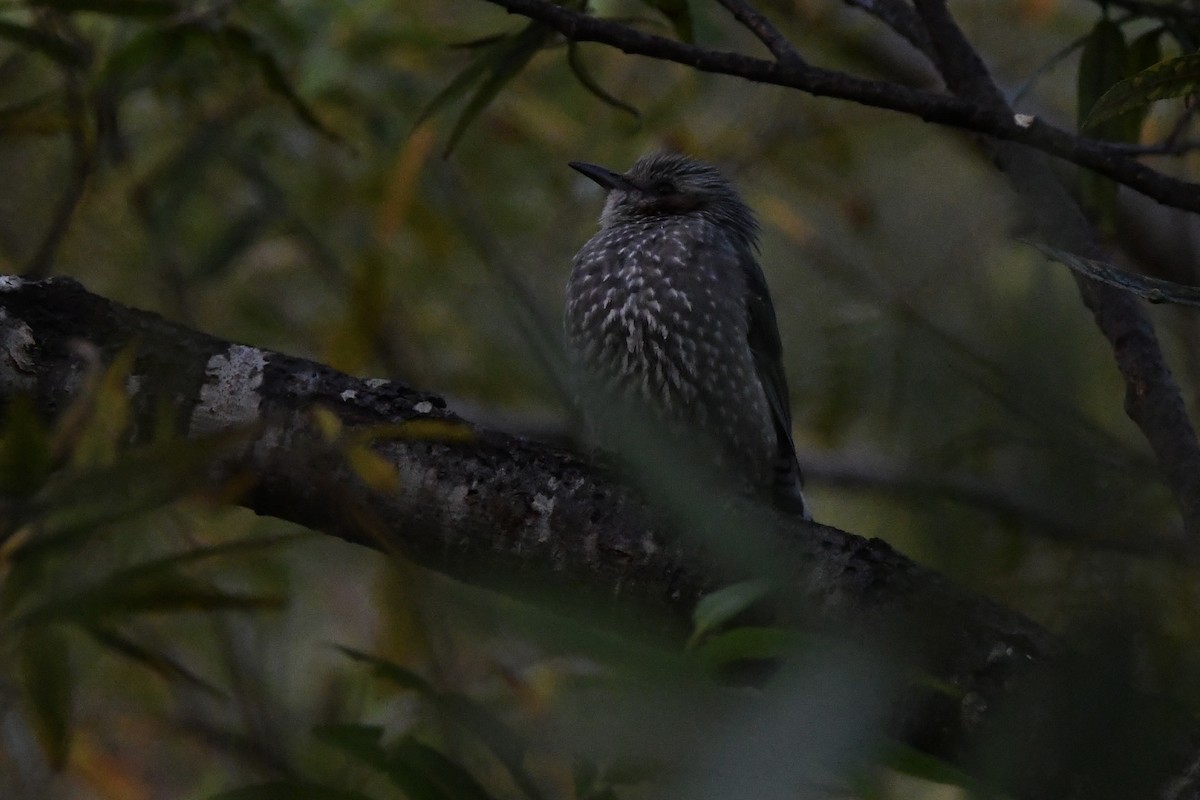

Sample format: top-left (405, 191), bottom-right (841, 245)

top-left (773, 460), bottom-right (811, 520)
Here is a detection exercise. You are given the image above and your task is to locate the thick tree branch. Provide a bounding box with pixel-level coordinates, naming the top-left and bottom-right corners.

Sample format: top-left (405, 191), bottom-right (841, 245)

top-left (3, 276), bottom-right (1200, 798)
top-left (483, 0), bottom-right (1200, 215)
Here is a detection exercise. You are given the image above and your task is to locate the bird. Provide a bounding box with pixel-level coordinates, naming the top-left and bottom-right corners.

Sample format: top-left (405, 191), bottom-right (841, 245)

top-left (564, 151), bottom-right (810, 520)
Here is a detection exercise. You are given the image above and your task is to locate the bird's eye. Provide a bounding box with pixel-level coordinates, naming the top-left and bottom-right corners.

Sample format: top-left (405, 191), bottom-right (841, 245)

top-left (651, 179), bottom-right (676, 195)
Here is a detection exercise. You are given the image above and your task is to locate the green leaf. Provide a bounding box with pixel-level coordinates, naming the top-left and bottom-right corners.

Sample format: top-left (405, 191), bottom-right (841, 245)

top-left (0, 395), bottom-right (53, 502)
top-left (687, 578), bottom-right (774, 649)
top-left (1077, 17), bottom-right (1134, 227)
top-left (1078, 18), bottom-right (1131, 130)
top-left (209, 781), bottom-right (378, 800)
top-left (336, 647), bottom-right (545, 800)
top-left (83, 624), bottom-right (225, 696)
top-left (213, 23), bottom-right (342, 143)
top-left (9, 535), bottom-right (293, 629)
top-left (389, 737), bottom-right (500, 800)
top-left (23, 433), bottom-right (257, 556)
top-left (415, 20), bottom-right (553, 155)
top-left (567, 42), bottom-right (640, 119)
top-left (314, 723), bottom-right (390, 769)
top-left (0, 20), bottom-right (87, 67)
top-left (442, 22), bottom-right (551, 156)
top-left (1025, 239), bottom-right (1200, 307)
top-left (1084, 52), bottom-right (1200, 131)
top-left (693, 626), bottom-right (802, 670)
top-left (337, 645), bottom-right (434, 692)
top-left (883, 742), bottom-right (978, 789)
top-left (20, 626), bottom-right (73, 769)
top-left (28, 0), bottom-right (176, 18)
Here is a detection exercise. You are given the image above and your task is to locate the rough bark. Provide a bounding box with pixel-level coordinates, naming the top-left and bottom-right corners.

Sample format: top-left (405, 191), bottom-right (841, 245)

top-left (1, 275), bottom-right (1198, 798)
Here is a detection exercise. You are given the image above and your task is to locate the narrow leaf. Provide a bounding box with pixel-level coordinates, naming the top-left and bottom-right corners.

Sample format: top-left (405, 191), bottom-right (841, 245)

top-left (0, 20), bottom-right (87, 67)
top-left (314, 723), bottom-right (390, 771)
top-left (414, 42), bottom-right (503, 128)
top-left (688, 579), bottom-right (774, 649)
top-left (442, 22), bottom-right (552, 156)
top-left (693, 626), bottom-right (801, 671)
top-left (336, 647), bottom-right (544, 800)
top-left (390, 737), bottom-right (500, 800)
top-left (1025, 238), bottom-right (1200, 306)
top-left (567, 43), bottom-right (640, 119)
top-left (0, 395), bottom-right (52, 501)
top-left (1077, 18), bottom-right (1133, 226)
top-left (209, 781), bottom-right (378, 800)
top-left (84, 624), bottom-right (225, 696)
top-left (1085, 52), bottom-right (1200, 130)
top-left (214, 23), bottom-right (341, 143)
top-left (28, 0), bottom-right (176, 18)
top-left (20, 626), bottom-right (73, 769)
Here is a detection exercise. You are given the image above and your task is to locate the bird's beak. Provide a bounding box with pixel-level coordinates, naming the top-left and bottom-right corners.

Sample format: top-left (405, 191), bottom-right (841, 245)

top-left (569, 161), bottom-right (636, 192)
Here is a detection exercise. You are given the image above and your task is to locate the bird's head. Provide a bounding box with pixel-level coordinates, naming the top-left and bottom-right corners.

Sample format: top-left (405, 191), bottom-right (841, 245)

top-left (570, 151), bottom-right (759, 250)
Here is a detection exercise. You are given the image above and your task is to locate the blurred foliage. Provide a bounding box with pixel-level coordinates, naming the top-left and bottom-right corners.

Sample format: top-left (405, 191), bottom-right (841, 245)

top-left (3, 0), bottom-right (1200, 796)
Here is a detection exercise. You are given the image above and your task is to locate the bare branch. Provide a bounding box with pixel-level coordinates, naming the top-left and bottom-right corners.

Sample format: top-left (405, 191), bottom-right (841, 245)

top-left (906, 0), bottom-right (1200, 544)
top-left (715, 0), bottom-right (806, 64)
top-left (484, 0), bottom-right (1200, 216)
top-left (5, 275), bottom-right (1200, 797)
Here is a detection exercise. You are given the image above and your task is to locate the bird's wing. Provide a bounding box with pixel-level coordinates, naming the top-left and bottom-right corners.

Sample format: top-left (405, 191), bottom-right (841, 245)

top-left (741, 252), bottom-right (809, 517)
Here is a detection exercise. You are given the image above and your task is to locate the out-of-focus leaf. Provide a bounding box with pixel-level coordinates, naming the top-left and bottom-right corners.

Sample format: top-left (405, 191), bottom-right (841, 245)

top-left (312, 406), bottom-right (343, 441)
top-left (98, 19), bottom-right (338, 141)
top-left (416, 20), bottom-right (553, 155)
top-left (337, 647), bottom-right (544, 800)
top-left (26, 432), bottom-right (255, 554)
top-left (210, 782), bottom-right (377, 800)
top-left (641, 0), bottom-right (693, 42)
top-left (0, 20), bottom-right (87, 67)
top-left (16, 572), bottom-right (283, 627)
top-left (601, 756), bottom-right (662, 786)
top-left (11, 535), bottom-right (293, 627)
top-left (209, 782), bottom-right (378, 800)
top-left (0, 92), bottom-right (70, 136)
top-left (193, 208), bottom-right (274, 280)
top-left (346, 445), bottom-right (400, 492)
top-left (687, 578), bottom-right (773, 649)
top-left (83, 624), bottom-right (225, 696)
top-left (413, 44), bottom-right (499, 128)
top-left (28, 0), bottom-right (176, 18)
top-left (389, 419), bottom-right (476, 443)
top-left (0, 395), bottom-right (52, 501)
top-left (337, 646), bottom-right (434, 689)
top-left (1129, 28), bottom-right (1164, 76)
top-left (692, 626), bottom-right (801, 671)
top-left (1077, 17), bottom-right (1134, 226)
top-left (214, 23), bottom-right (341, 142)
top-left (66, 344), bottom-right (136, 468)
top-left (390, 736), bottom-right (500, 800)
top-left (20, 626), bottom-right (73, 769)
top-left (1078, 19), bottom-right (1132, 132)
top-left (566, 42), bottom-right (640, 119)
top-left (442, 22), bottom-right (552, 156)
top-left (314, 723), bottom-right (390, 769)
top-left (1025, 238), bottom-right (1200, 306)
top-left (1084, 52), bottom-right (1200, 130)
top-left (883, 743), bottom-right (978, 789)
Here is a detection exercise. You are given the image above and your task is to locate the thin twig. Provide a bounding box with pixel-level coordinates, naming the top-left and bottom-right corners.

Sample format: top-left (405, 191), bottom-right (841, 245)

top-left (909, 0), bottom-right (1200, 546)
top-left (484, 0), bottom-right (1200, 216)
top-left (715, 0), bottom-right (806, 65)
